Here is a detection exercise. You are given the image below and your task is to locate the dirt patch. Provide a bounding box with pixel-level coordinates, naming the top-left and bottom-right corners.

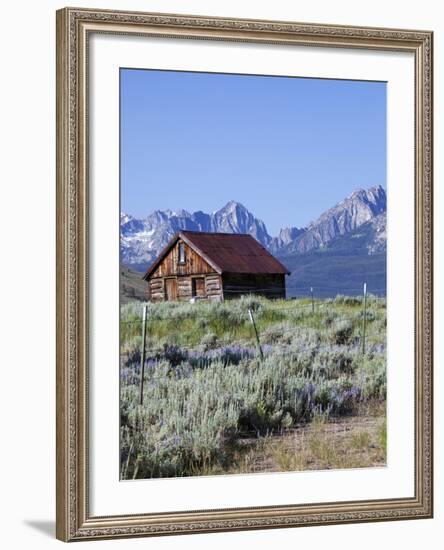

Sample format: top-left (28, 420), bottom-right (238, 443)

top-left (226, 413), bottom-right (386, 474)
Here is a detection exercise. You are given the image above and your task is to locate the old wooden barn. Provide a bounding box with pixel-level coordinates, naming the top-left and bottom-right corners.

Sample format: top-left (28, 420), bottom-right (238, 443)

top-left (143, 231), bottom-right (290, 302)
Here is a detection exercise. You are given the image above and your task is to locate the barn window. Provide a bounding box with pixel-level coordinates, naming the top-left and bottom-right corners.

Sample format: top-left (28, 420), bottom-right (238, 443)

top-left (178, 242), bottom-right (186, 264)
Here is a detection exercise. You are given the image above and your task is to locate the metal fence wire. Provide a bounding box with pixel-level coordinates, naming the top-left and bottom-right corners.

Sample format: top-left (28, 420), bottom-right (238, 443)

top-left (119, 286), bottom-right (386, 400)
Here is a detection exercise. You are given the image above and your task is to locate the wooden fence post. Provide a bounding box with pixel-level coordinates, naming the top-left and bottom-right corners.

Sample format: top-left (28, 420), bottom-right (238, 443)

top-left (139, 305), bottom-right (148, 405)
top-left (248, 308), bottom-right (264, 360)
top-left (362, 283), bottom-right (367, 355)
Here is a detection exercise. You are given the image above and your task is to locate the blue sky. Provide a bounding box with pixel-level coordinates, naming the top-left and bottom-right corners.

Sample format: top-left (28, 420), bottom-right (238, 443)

top-left (120, 69), bottom-right (386, 235)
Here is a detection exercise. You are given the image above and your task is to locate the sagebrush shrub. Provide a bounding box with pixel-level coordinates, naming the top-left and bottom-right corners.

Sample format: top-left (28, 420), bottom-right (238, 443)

top-left (120, 296), bottom-right (386, 478)
top-left (330, 319), bottom-right (354, 345)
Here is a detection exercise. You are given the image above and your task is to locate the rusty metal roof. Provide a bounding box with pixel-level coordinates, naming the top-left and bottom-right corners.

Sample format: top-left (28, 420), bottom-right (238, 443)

top-left (143, 231), bottom-right (290, 279)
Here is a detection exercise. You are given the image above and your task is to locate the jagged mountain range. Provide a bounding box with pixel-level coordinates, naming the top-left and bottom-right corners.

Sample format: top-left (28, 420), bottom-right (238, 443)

top-left (120, 200), bottom-right (271, 270)
top-left (273, 186), bottom-right (386, 256)
top-left (121, 185), bottom-right (387, 277)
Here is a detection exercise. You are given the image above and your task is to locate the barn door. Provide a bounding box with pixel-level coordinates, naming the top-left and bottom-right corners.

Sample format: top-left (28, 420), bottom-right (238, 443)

top-left (192, 277), bottom-right (205, 298)
top-left (165, 278), bottom-right (177, 301)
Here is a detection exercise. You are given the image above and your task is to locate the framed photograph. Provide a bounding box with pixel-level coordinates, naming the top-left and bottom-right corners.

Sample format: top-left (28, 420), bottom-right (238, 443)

top-left (56, 7), bottom-right (433, 542)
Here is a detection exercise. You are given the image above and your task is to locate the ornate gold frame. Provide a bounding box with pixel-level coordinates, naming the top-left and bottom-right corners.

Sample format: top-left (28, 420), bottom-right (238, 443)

top-left (56, 7), bottom-right (433, 542)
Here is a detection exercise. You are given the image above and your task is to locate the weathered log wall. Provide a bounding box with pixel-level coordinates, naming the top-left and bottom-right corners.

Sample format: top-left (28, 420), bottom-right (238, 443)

top-left (205, 274), bottom-right (223, 302)
top-left (222, 273), bottom-right (285, 300)
top-left (148, 273), bottom-right (223, 302)
top-left (177, 276), bottom-right (192, 299)
top-left (148, 278), bottom-right (164, 302)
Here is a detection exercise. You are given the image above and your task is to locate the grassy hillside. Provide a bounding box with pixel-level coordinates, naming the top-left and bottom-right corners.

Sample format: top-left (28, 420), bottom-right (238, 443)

top-left (279, 219), bottom-right (386, 298)
top-left (281, 251), bottom-right (386, 298)
top-left (120, 264), bottom-right (146, 304)
top-left (120, 295), bottom-right (386, 479)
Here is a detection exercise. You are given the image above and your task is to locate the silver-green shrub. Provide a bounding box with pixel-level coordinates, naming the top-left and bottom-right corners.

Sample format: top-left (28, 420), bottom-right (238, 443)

top-left (120, 295), bottom-right (386, 478)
